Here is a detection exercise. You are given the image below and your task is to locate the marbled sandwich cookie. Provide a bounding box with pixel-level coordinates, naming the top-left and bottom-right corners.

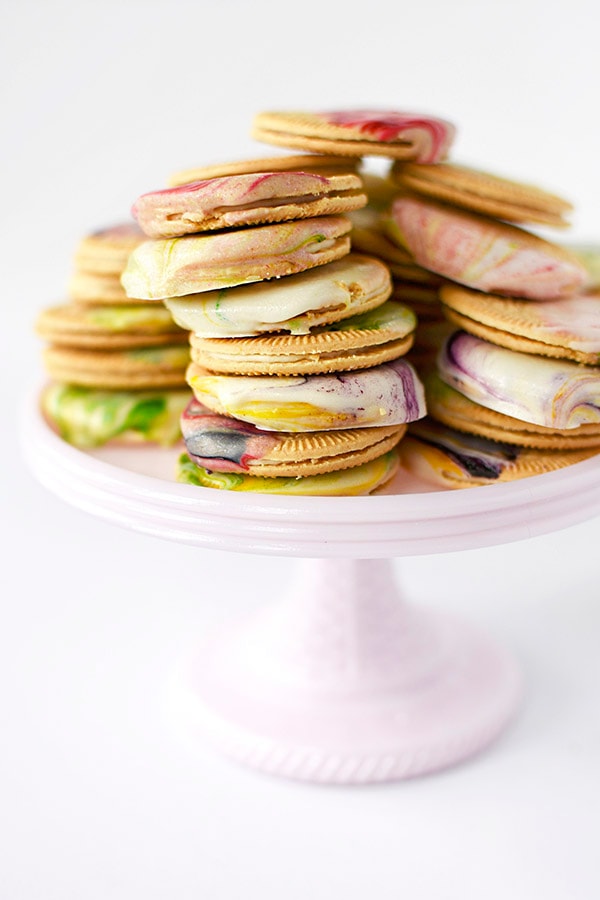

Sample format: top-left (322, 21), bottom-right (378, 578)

top-left (440, 285), bottom-right (600, 364)
top-left (164, 254), bottom-right (392, 337)
top-left (180, 398), bottom-right (405, 477)
top-left (73, 222), bottom-right (146, 276)
top-left (35, 302), bottom-right (188, 349)
top-left (177, 448), bottom-right (400, 496)
top-left (438, 331), bottom-right (600, 431)
top-left (41, 382), bottom-right (191, 448)
top-left (386, 195), bottom-right (588, 300)
top-left (399, 418), bottom-right (598, 489)
top-left (186, 357), bottom-right (426, 432)
top-left (43, 344), bottom-right (190, 389)
top-left (132, 170), bottom-right (367, 238)
top-left (252, 109), bottom-right (456, 162)
top-left (424, 371), bottom-right (600, 449)
top-left (121, 216), bottom-right (352, 300)
top-left (390, 162), bottom-right (573, 228)
top-left (188, 300), bottom-right (416, 375)
top-left (168, 154), bottom-right (361, 188)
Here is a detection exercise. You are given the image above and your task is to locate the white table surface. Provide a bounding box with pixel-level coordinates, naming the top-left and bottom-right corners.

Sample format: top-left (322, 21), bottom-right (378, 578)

top-left (5, 1), bottom-right (600, 897)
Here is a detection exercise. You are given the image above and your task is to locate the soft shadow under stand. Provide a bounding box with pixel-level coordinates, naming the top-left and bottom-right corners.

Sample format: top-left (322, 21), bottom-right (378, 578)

top-left (23, 393), bottom-right (600, 784)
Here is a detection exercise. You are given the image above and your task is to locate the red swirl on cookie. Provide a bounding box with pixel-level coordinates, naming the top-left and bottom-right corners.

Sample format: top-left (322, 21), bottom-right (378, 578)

top-left (321, 110), bottom-right (455, 163)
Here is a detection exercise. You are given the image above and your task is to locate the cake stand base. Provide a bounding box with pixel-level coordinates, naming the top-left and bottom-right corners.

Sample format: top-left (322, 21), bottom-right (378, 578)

top-left (170, 558), bottom-right (521, 784)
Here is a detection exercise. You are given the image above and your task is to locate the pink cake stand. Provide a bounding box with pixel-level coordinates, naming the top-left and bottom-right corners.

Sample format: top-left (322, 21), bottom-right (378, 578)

top-left (22, 393), bottom-right (600, 784)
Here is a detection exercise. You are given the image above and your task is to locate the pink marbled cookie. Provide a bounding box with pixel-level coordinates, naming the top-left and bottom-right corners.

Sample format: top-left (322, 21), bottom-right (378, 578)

top-left (132, 171), bottom-right (366, 238)
top-left (121, 215), bottom-right (352, 300)
top-left (386, 195), bottom-right (587, 300)
top-left (252, 109), bottom-right (456, 163)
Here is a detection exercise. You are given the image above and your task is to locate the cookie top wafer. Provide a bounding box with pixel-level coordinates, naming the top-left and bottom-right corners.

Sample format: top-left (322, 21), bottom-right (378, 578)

top-left (74, 223), bottom-right (146, 275)
top-left (386, 195), bottom-right (588, 300)
top-left (41, 383), bottom-right (191, 448)
top-left (424, 370), bottom-right (600, 449)
top-left (399, 418), bottom-right (598, 488)
top-left (164, 253), bottom-right (392, 337)
top-left (43, 343), bottom-right (190, 389)
top-left (132, 171), bottom-right (367, 238)
top-left (168, 154), bottom-right (361, 188)
top-left (187, 357), bottom-right (426, 432)
top-left (390, 162), bottom-right (573, 228)
top-left (180, 398), bottom-right (405, 477)
top-left (121, 215), bottom-right (352, 300)
top-left (438, 330), bottom-right (600, 430)
top-left (440, 284), bottom-right (600, 364)
top-left (35, 302), bottom-right (187, 349)
top-left (189, 300), bottom-right (416, 375)
top-left (252, 109), bottom-right (456, 162)
top-left (177, 448), bottom-right (400, 496)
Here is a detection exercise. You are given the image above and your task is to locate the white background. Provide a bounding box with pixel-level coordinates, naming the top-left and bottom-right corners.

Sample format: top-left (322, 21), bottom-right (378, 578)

top-left (4, 1), bottom-right (600, 897)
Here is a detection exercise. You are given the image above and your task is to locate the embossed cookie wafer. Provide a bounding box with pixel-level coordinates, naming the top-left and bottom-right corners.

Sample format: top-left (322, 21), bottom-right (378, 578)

top-left (181, 398), bottom-right (405, 477)
top-left (121, 216), bottom-right (352, 300)
top-left (438, 331), bottom-right (600, 431)
top-left (74, 223), bottom-right (146, 275)
top-left (424, 370), bottom-right (600, 449)
top-left (187, 357), bottom-right (426, 432)
top-left (133, 171), bottom-right (367, 238)
top-left (43, 344), bottom-right (190, 389)
top-left (440, 285), bottom-right (600, 364)
top-left (68, 271), bottom-right (134, 304)
top-left (35, 302), bottom-right (187, 349)
top-left (164, 254), bottom-right (392, 338)
top-left (41, 382), bottom-right (191, 448)
top-left (189, 301), bottom-right (416, 375)
top-left (177, 448), bottom-right (400, 496)
top-left (252, 109), bottom-right (456, 162)
top-left (386, 195), bottom-right (588, 300)
top-left (168, 154), bottom-right (361, 188)
top-left (399, 418), bottom-right (598, 488)
top-left (390, 162), bottom-right (573, 228)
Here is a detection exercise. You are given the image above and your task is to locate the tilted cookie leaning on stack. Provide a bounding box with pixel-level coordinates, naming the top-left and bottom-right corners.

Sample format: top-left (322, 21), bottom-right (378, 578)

top-left (121, 113), bottom-right (458, 495)
top-left (378, 156), bottom-right (600, 487)
top-left (36, 223), bottom-right (192, 448)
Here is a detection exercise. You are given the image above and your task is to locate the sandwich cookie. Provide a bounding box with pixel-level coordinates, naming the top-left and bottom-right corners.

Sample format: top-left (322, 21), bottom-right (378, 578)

top-left (438, 330), bottom-right (600, 430)
top-left (41, 382), bottom-right (191, 448)
top-left (389, 162), bottom-right (573, 228)
top-left (188, 300), bottom-right (417, 375)
top-left (35, 302), bottom-right (188, 349)
top-left (251, 109), bottom-right (456, 163)
top-left (73, 222), bottom-right (146, 276)
top-left (440, 284), bottom-right (600, 364)
top-left (132, 170), bottom-right (367, 238)
top-left (167, 154), bottom-right (362, 188)
top-left (186, 357), bottom-right (426, 432)
top-left (43, 344), bottom-right (190, 389)
top-left (163, 253), bottom-right (392, 337)
top-left (68, 271), bottom-right (141, 305)
top-left (399, 418), bottom-right (597, 489)
top-left (423, 370), bottom-right (600, 449)
top-left (386, 195), bottom-right (588, 300)
top-left (180, 398), bottom-right (405, 477)
top-left (350, 208), bottom-right (444, 286)
top-left (177, 449), bottom-right (400, 496)
top-left (121, 215), bottom-right (352, 300)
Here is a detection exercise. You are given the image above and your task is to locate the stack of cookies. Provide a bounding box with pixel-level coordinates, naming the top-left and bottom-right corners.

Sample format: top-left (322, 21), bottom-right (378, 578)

top-left (121, 125), bottom-right (449, 494)
top-left (374, 156), bottom-right (600, 487)
top-left (36, 223), bottom-right (192, 447)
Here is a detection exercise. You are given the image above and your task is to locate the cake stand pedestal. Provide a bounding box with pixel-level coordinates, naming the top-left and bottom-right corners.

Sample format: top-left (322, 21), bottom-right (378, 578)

top-left (22, 394), bottom-right (600, 784)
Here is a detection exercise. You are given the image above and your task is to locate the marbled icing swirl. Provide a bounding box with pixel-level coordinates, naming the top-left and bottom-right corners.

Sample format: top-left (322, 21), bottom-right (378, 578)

top-left (121, 216), bottom-right (351, 300)
top-left (187, 358), bottom-right (426, 432)
top-left (387, 196), bottom-right (587, 300)
top-left (321, 110), bottom-right (455, 163)
top-left (438, 331), bottom-right (600, 429)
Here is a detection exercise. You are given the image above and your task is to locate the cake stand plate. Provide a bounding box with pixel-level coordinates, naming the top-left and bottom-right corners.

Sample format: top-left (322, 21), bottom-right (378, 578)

top-left (22, 394), bottom-right (600, 784)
